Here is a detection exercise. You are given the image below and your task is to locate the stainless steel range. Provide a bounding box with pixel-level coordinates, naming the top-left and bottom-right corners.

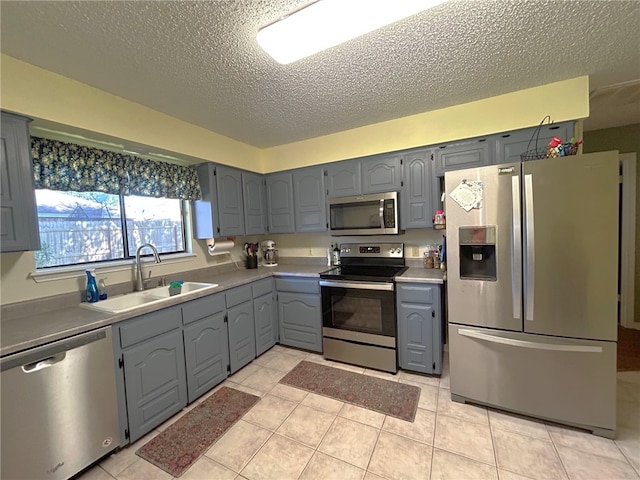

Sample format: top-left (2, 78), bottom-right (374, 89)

top-left (320, 243), bottom-right (407, 373)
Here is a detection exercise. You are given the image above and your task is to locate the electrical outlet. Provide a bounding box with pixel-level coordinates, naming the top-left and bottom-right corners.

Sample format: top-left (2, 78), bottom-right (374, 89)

top-left (412, 246), bottom-right (419, 257)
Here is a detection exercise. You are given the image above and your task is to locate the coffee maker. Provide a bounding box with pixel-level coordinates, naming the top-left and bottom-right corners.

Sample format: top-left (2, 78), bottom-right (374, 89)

top-left (261, 240), bottom-right (278, 267)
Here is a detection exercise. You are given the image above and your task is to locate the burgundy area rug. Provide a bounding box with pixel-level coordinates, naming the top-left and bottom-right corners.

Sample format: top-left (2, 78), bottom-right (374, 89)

top-left (280, 361), bottom-right (420, 422)
top-left (136, 386), bottom-right (260, 477)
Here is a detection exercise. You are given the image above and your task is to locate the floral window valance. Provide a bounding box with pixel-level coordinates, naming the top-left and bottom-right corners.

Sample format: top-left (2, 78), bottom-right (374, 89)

top-left (31, 137), bottom-right (202, 201)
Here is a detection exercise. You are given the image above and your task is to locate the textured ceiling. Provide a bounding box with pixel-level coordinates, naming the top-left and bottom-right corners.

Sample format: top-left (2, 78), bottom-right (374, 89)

top-left (1, 0), bottom-right (639, 148)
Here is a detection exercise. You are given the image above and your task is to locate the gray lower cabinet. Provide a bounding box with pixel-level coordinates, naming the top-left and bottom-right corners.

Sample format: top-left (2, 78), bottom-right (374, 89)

top-left (114, 306), bottom-right (187, 443)
top-left (293, 166), bottom-right (327, 232)
top-left (226, 285), bottom-right (256, 373)
top-left (253, 278), bottom-right (277, 356)
top-left (397, 283), bottom-right (443, 375)
top-left (182, 293), bottom-right (229, 404)
top-left (276, 277), bottom-right (322, 352)
top-left (266, 172), bottom-right (296, 233)
top-left (0, 111), bottom-right (40, 252)
top-left (362, 153), bottom-right (403, 194)
top-left (325, 159), bottom-right (361, 197)
top-left (433, 137), bottom-right (492, 176)
top-left (401, 148), bottom-right (433, 229)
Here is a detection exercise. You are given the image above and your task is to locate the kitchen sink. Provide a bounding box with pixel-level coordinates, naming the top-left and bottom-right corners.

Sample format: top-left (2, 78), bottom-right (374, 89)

top-left (144, 282), bottom-right (219, 299)
top-left (79, 282), bottom-right (219, 314)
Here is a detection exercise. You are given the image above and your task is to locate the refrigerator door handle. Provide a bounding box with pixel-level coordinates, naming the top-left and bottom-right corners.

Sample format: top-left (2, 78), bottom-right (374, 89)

top-left (524, 174), bottom-right (535, 321)
top-left (511, 175), bottom-right (522, 320)
top-left (457, 329), bottom-right (603, 353)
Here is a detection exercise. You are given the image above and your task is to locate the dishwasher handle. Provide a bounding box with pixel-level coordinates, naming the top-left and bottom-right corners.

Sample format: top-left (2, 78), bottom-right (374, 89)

top-left (1, 328), bottom-right (107, 372)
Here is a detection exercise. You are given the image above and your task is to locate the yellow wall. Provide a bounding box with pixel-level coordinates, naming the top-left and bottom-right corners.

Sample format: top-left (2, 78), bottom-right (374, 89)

top-left (263, 77), bottom-right (589, 170)
top-left (0, 55), bottom-right (263, 171)
top-left (0, 55), bottom-right (590, 305)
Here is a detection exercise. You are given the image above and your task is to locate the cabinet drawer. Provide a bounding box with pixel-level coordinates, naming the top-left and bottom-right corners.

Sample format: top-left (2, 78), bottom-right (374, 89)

top-left (397, 284), bottom-right (436, 304)
top-left (275, 277), bottom-right (319, 294)
top-left (118, 307), bottom-right (181, 348)
top-left (182, 293), bottom-right (225, 325)
top-left (226, 285), bottom-right (252, 308)
top-left (252, 278), bottom-right (273, 298)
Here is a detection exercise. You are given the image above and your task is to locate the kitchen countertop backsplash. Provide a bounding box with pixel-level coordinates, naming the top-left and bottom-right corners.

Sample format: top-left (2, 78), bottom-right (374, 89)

top-left (1, 258), bottom-right (444, 357)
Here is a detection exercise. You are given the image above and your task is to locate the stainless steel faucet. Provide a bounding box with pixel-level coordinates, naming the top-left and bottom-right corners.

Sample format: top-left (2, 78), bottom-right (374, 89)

top-left (135, 243), bottom-right (161, 291)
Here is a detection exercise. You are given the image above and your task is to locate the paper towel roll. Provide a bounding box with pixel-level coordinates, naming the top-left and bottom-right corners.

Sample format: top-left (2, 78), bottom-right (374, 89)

top-left (206, 238), bottom-right (235, 256)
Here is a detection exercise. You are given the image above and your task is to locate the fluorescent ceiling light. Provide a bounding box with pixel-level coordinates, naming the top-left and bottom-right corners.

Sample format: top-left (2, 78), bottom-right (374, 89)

top-left (257, 0), bottom-right (446, 64)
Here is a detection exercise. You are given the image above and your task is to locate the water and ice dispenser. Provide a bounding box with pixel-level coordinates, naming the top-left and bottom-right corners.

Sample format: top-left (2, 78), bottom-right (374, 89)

top-left (458, 226), bottom-right (497, 281)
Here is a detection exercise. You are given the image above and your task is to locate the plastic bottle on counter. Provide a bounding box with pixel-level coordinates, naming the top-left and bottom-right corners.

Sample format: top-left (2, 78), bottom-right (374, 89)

top-left (85, 269), bottom-right (100, 303)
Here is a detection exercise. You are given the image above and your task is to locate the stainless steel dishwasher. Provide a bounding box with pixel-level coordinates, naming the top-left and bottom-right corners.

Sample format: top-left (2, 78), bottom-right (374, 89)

top-left (1, 326), bottom-right (120, 479)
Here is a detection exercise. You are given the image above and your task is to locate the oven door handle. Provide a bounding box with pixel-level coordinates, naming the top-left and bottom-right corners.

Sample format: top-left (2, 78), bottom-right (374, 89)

top-left (319, 280), bottom-right (395, 291)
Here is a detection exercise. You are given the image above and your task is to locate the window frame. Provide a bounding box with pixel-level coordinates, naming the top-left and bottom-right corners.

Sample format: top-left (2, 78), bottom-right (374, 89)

top-left (32, 191), bottom-right (194, 276)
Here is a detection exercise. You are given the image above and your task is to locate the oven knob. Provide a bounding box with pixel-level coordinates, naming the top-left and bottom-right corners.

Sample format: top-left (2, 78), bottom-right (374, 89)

top-left (389, 248), bottom-right (395, 254)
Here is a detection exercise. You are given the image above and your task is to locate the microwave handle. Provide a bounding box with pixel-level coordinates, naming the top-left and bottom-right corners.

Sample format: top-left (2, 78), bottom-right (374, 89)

top-left (379, 199), bottom-right (385, 228)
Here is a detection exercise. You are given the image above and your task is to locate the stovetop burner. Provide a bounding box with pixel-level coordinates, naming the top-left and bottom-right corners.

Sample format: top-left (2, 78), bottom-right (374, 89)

top-left (320, 264), bottom-right (408, 282)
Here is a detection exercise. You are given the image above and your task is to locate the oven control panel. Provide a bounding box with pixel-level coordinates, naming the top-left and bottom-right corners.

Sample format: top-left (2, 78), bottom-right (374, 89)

top-left (339, 243), bottom-right (404, 258)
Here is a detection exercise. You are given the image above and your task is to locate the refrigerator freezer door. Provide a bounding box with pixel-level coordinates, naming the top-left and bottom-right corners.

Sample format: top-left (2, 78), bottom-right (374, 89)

top-left (522, 152), bottom-right (618, 341)
top-left (449, 324), bottom-right (616, 437)
top-left (445, 163), bottom-right (522, 331)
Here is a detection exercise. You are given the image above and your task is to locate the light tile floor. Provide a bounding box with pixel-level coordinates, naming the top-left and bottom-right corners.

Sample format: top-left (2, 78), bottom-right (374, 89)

top-left (80, 346), bottom-right (640, 480)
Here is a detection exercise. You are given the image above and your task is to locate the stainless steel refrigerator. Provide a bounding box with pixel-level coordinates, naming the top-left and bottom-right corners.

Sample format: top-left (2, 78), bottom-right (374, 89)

top-left (445, 151), bottom-right (618, 438)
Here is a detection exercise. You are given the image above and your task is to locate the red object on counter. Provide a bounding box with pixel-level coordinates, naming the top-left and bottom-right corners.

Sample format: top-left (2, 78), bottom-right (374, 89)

top-left (548, 137), bottom-right (562, 148)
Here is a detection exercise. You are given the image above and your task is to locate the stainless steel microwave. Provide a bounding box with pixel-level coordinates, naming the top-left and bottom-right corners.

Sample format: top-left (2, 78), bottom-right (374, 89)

top-left (328, 192), bottom-right (400, 236)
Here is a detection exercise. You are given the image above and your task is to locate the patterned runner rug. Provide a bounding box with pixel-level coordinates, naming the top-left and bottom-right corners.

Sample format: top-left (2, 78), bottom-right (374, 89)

top-left (280, 361), bottom-right (421, 422)
top-left (136, 386), bottom-right (260, 477)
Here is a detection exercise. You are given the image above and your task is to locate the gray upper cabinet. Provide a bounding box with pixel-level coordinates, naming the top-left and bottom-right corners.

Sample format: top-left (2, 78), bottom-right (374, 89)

top-left (293, 166), bottom-right (327, 233)
top-left (433, 137), bottom-right (492, 176)
top-left (193, 163), bottom-right (245, 238)
top-left (0, 112), bottom-right (40, 252)
top-left (216, 165), bottom-right (245, 236)
top-left (266, 172), bottom-right (295, 233)
top-left (325, 159), bottom-right (361, 197)
top-left (362, 154), bottom-right (403, 194)
top-left (495, 122), bottom-right (575, 165)
top-left (401, 149), bottom-right (433, 229)
top-left (242, 171), bottom-right (267, 235)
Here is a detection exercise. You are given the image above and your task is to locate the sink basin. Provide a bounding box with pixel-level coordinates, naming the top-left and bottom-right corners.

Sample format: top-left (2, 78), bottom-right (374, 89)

top-left (145, 282), bottom-right (219, 299)
top-left (79, 282), bottom-right (219, 314)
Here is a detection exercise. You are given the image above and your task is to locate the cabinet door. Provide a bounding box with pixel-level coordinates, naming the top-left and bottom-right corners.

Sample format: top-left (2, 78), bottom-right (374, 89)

top-left (227, 301), bottom-right (256, 373)
top-left (216, 165), bottom-right (245, 236)
top-left (325, 160), bottom-right (361, 197)
top-left (401, 149), bottom-right (433, 229)
top-left (242, 171), bottom-right (267, 235)
top-left (495, 122), bottom-right (575, 165)
top-left (0, 112), bottom-right (40, 252)
top-left (293, 166), bottom-right (327, 233)
top-left (266, 172), bottom-right (295, 233)
top-left (362, 154), bottom-right (402, 194)
top-left (278, 292), bottom-right (322, 352)
top-left (254, 293), bottom-right (276, 357)
top-left (183, 311), bottom-right (229, 403)
top-left (398, 302), bottom-right (435, 374)
top-left (122, 330), bottom-right (187, 442)
top-left (193, 163), bottom-right (220, 239)
top-left (434, 138), bottom-right (491, 176)
top-left (397, 284), bottom-right (443, 375)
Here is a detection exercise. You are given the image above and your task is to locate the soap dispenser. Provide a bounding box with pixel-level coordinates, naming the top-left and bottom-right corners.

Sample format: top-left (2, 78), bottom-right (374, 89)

top-left (85, 269), bottom-right (100, 303)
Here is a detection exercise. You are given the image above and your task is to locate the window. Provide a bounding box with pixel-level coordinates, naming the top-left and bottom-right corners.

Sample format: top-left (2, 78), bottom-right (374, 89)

top-left (35, 189), bottom-right (186, 269)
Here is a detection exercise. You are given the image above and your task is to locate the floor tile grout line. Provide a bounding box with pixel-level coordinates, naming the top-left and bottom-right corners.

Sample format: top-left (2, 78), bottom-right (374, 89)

top-left (487, 408), bottom-right (500, 474)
